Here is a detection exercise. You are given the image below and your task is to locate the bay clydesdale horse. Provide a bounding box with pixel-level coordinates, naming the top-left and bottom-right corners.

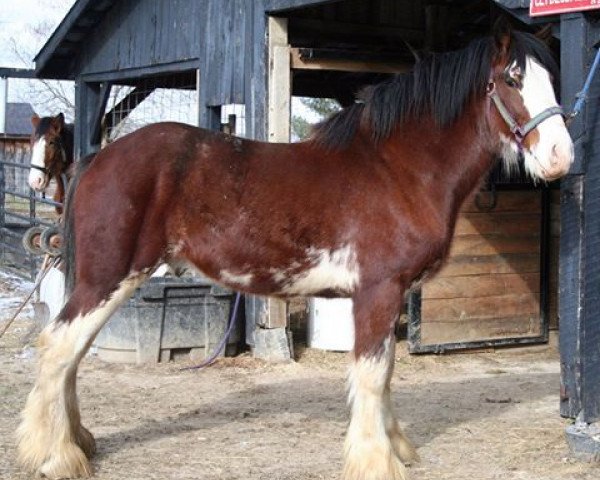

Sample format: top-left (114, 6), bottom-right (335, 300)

top-left (19, 25), bottom-right (572, 480)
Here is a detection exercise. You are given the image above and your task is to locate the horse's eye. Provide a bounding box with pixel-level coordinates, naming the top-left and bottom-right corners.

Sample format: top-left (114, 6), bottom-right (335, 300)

top-left (504, 74), bottom-right (523, 90)
top-left (503, 64), bottom-right (523, 90)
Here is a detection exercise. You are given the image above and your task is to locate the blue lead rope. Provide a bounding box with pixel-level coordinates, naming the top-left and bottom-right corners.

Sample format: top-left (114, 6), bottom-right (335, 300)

top-left (568, 47), bottom-right (600, 122)
top-left (181, 291), bottom-right (242, 371)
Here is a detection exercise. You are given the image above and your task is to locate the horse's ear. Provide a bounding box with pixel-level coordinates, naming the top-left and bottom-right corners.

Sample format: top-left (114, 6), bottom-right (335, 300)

top-left (492, 16), bottom-right (512, 63)
top-left (31, 114), bottom-right (40, 129)
top-left (53, 113), bottom-right (65, 132)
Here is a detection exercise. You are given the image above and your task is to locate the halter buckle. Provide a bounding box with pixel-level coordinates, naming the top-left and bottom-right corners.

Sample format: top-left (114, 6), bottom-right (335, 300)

top-left (490, 91), bottom-right (564, 146)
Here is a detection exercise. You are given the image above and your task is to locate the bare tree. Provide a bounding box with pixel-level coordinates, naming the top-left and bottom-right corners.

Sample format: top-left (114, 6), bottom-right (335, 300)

top-left (8, 0), bottom-right (202, 141)
top-left (8, 1), bottom-right (76, 119)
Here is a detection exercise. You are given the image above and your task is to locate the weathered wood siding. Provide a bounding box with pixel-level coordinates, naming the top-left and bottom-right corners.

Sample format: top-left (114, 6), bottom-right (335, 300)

top-left (420, 190), bottom-right (543, 345)
top-left (75, 0), bottom-right (255, 126)
top-left (0, 139), bottom-right (31, 196)
top-left (204, 0), bottom-right (248, 106)
top-left (77, 0), bottom-right (205, 76)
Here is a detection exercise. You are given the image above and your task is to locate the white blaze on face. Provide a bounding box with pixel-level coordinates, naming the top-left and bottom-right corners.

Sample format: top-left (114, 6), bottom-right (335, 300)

top-left (28, 137), bottom-right (48, 191)
top-left (519, 57), bottom-right (574, 181)
top-left (276, 244), bottom-right (360, 295)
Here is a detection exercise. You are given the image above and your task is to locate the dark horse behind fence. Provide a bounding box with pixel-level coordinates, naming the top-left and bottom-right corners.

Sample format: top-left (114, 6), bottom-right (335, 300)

top-left (28, 112), bottom-right (75, 214)
top-left (17, 25), bottom-right (573, 480)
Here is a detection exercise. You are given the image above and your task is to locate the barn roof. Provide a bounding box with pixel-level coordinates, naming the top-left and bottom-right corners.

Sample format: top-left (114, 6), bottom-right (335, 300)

top-left (34, 0), bottom-right (538, 80)
top-left (4, 103), bottom-right (36, 137)
top-left (34, 0), bottom-right (118, 79)
top-left (34, 0), bottom-right (342, 80)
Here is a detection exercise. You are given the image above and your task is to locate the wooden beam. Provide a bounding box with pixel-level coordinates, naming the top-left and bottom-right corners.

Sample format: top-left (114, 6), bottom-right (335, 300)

top-left (291, 47), bottom-right (410, 74)
top-left (265, 16), bottom-right (291, 332)
top-left (268, 17), bottom-right (291, 143)
top-left (90, 81), bottom-right (112, 147)
top-left (266, 0), bottom-right (342, 14)
top-left (0, 68), bottom-right (36, 79)
top-left (103, 86), bottom-right (154, 133)
top-left (289, 17), bottom-right (424, 44)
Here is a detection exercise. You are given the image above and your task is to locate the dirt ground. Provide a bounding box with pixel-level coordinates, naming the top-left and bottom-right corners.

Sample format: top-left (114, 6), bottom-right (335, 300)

top-left (1, 271), bottom-right (599, 480)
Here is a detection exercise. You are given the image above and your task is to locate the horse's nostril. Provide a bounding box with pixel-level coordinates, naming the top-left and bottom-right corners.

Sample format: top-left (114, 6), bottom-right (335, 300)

top-left (31, 177), bottom-right (44, 190)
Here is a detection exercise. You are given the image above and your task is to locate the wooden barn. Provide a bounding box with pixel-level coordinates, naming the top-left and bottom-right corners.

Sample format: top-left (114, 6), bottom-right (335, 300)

top-left (30, 0), bottom-right (600, 456)
top-left (0, 99), bottom-right (39, 277)
top-left (0, 102), bottom-right (36, 195)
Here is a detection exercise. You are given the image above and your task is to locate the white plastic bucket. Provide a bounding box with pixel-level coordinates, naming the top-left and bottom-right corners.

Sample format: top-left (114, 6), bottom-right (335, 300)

top-left (37, 267), bottom-right (66, 324)
top-left (308, 298), bottom-right (354, 351)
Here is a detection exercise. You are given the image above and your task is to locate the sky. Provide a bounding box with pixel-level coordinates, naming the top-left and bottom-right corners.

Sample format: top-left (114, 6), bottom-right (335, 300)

top-left (0, 0), bottom-right (75, 113)
top-left (0, 0), bottom-right (74, 68)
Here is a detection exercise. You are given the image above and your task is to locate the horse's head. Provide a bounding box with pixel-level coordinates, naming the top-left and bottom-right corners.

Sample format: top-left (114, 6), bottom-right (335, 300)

top-left (29, 113), bottom-right (68, 192)
top-left (488, 26), bottom-right (573, 182)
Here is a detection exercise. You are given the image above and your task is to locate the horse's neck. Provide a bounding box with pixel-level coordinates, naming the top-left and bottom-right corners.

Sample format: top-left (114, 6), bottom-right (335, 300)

top-left (440, 110), bottom-right (496, 207)
top-left (389, 104), bottom-right (494, 205)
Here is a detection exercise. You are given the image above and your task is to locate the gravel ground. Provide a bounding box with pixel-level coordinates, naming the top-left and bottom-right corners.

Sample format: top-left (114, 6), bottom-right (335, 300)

top-left (1, 270), bottom-right (599, 480)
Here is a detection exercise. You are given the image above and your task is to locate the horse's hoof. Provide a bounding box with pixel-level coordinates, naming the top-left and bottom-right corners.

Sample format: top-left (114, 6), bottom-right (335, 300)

top-left (343, 441), bottom-right (409, 480)
top-left (36, 443), bottom-right (92, 479)
top-left (388, 423), bottom-right (420, 465)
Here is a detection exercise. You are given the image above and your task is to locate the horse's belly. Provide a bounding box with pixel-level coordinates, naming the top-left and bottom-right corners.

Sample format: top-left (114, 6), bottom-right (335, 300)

top-left (213, 244), bottom-right (361, 297)
top-left (272, 245), bottom-right (360, 296)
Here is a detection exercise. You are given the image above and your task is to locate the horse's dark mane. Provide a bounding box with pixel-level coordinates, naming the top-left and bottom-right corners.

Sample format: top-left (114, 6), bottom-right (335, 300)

top-left (311, 31), bottom-right (558, 149)
top-left (34, 117), bottom-right (50, 135)
top-left (34, 117), bottom-right (74, 139)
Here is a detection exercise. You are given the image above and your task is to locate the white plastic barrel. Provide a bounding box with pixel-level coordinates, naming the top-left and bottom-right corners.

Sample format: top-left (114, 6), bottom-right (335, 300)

top-left (308, 298), bottom-right (354, 351)
top-left (37, 267), bottom-right (66, 324)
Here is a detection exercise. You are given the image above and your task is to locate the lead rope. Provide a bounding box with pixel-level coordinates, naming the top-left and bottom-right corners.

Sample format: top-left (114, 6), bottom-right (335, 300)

top-left (180, 291), bottom-right (242, 371)
top-left (566, 46), bottom-right (600, 125)
top-left (0, 256), bottom-right (60, 339)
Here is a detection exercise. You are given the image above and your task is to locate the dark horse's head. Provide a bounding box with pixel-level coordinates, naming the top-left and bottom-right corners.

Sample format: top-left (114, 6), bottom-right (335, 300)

top-left (29, 113), bottom-right (74, 192)
top-left (313, 22), bottom-right (573, 182)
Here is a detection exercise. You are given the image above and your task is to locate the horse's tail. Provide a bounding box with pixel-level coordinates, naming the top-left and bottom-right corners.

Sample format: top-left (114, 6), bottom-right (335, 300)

top-left (62, 153), bottom-right (95, 295)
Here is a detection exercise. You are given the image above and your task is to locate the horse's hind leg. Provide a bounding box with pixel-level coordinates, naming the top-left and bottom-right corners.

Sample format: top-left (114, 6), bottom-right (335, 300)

top-left (17, 273), bottom-right (148, 479)
top-left (343, 281), bottom-right (418, 480)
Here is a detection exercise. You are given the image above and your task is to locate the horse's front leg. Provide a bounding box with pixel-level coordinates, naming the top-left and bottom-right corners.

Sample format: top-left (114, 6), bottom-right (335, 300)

top-left (344, 280), bottom-right (418, 480)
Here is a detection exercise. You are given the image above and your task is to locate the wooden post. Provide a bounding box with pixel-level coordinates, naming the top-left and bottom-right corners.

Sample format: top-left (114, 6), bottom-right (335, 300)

top-left (559, 12), bottom-right (600, 460)
top-left (198, 70), bottom-right (222, 130)
top-left (267, 16), bottom-right (291, 143)
top-left (75, 79), bottom-right (111, 157)
top-left (265, 16), bottom-right (290, 330)
top-left (0, 154), bottom-right (5, 234)
top-left (250, 16), bottom-right (292, 361)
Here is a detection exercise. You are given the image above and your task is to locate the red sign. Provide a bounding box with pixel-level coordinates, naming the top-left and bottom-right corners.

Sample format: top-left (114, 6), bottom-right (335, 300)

top-left (530, 0), bottom-right (600, 17)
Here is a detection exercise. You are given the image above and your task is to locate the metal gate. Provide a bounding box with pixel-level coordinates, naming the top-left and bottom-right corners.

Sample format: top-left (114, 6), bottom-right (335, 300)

top-left (0, 140), bottom-right (59, 280)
